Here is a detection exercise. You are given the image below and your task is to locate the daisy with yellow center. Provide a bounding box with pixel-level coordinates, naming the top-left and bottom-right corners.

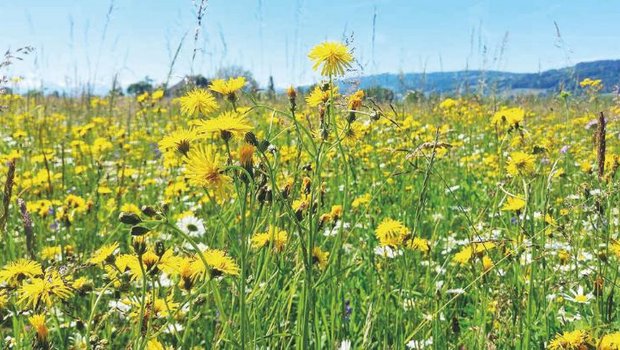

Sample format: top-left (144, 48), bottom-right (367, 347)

top-left (308, 41), bottom-right (353, 77)
top-left (178, 88), bottom-right (219, 117)
top-left (563, 285), bottom-right (593, 304)
top-left (183, 145), bottom-right (232, 198)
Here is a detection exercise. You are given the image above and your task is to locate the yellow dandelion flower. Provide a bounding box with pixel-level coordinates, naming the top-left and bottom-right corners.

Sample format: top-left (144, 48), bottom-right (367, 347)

top-left (251, 226), bottom-right (289, 252)
top-left (506, 151), bottom-right (536, 177)
top-left (308, 41), bottom-right (353, 77)
top-left (453, 246), bottom-right (473, 265)
top-left (610, 241), bottom-right (620, 259)
top-left (146, 339), bottom-right (165, 350)
top-left (599, 332), bottom-right (620, 350)
top-left (339, 120), bottom-right (367, 146)
top-left (41, 246), bottom-right (62, 261)
top-left (312, 246), bottom-right (329, 270)
top-left (408, 237), bottom-right (430, 253)
top-left (151, 89), bottom-right (164, 100)
top-left (178, 88), bottom-right (219, 116)
top-left (19, 272), bottom-right (73, 308)
top-left (492, 107), bottom-right (525, 127)
top-left (120, 203), bottom-right (141, 215)
top-left (347, 90), bottom-right (364, 110)
top-left (352, 193), bottom-right (372, 208)
top-left (158, 128), bottom-right (201, 156)
top-left (177, 257), bottom-right (202, 291)
top-left (482, 255), bottom-right (494, 272)
top-left (89, 242), bottom-right (119, 265)
top-left (0, 259), bottom-right (43, 286)
top-left (194, 110), bottom-right (254, 140)
top-left (548, 329), bottom-right (588, 350)
top-left (502, 196), bottom-right (526, 212)
top-left (28, 314), bottom-right (48, 341)
top-left (183, 145), bottom-right (232, 197)
top-left (375, 218), bottom-right (408, 247)
top-left (209, 76), bottom-right (246, 99)
top-left (305, 84), bottom-right (339, 107)
top-left (200, 249), bottom-right (240, 276)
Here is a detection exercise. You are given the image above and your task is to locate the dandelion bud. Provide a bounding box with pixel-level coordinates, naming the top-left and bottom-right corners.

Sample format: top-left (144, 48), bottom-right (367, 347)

top-left (89, 335), bottom-right (99, 346)
top-left (295, 208), bottom-right (304, 221)
top-left (161, 202), bottom-right (170, 214)
top-left (244, 132), bottom-right (259, 147)
top-left (258, 140), bottom-right (270, 153)
top-left (370, 110), bottom-right (380, 121)
top-left (221, 130), bottom-right (233, 142)
top-left (318, 213), bottom-right (332, 229)
top-left (239, 144), bottom-right (255, 168)
top-left (155, 241), bottom-right (165, 257)
top-left (132, 236), bottom-right (147, 256)
top-left (28, 314), bottom-right (48, 342)
top-left (0, 160), bottom-right (15, 231)
top-left (287, 86), bottom-right (297, 100)
top-left (287, 86), bottom-right (297, 111)
top-left (451, 316), bottom-right (460, 335)
top-left (292, 200), bottom-right (308, 221)
top-left (257, 186), bottom-right (272, 203)
top-left (281, 184), bottom-right (291, 200)
top-left (595, 276), bottom-right (604, 296)
top-left (347, 112), bottom-right (356, 123)
top-left (330, 205), bottom-right (343, 221)
top-left (119, 212), bottom-right (141, 225)
top-left (140, 205), bottom-right (158, 217)
top-left (302, 177), bottom-right (312, 194)
top-left (130, 225), bottom-right (150, 236)
top-left (18, 198), bottom-right (35, 260)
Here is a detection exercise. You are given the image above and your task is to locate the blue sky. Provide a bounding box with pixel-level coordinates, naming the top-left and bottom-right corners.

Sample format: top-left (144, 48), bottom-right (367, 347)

top-left (1, 0), bottom-right (619, 91)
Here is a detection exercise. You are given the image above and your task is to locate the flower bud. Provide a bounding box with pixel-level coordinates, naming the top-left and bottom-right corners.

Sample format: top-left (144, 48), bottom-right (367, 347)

top-left (119, 212), bottom-right (141, 225)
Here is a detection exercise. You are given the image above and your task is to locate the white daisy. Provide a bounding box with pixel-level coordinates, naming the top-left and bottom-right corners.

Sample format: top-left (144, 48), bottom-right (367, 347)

top-left (563, 286), bottom-right (594, 304)
top-left (176, 215), bottom-right (206, 238)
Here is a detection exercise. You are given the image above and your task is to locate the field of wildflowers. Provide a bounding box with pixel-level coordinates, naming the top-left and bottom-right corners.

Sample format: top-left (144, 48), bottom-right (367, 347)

top-left (1, 41), bottom-right (620, 349)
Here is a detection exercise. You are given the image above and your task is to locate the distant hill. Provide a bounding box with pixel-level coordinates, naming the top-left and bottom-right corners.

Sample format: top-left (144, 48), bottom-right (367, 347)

top-left (345, 60), bottom-right (620, 96)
